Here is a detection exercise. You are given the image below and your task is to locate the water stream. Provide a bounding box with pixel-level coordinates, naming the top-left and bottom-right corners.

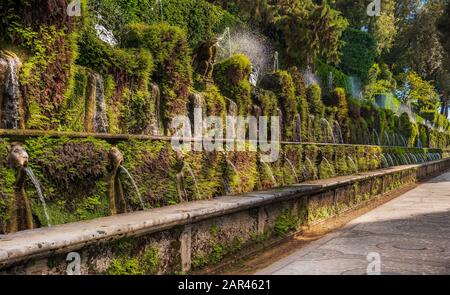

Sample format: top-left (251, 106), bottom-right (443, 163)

top-left (262, 162), bottom-right (277, 186)
top-left (1, 52), bottom-right (21, 129)
top-left (24, 168), bottom-right (51, 227)
top-left (183, 163), bottom-right (200, 199)
top-left (283, 152), bottom-right (299, 183)
top-left (119, 165), bottom-right (146, 210)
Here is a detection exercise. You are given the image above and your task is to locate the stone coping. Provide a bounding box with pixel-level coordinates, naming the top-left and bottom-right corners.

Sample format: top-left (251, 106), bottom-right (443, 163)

top-left (0, 159), bottom-right (447, 268)
top-left (0, 128), bottom-right (439, 150)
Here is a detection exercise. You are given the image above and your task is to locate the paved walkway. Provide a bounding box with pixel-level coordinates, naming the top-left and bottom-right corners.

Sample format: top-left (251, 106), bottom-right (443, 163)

top-left (257, 172), bottom-right (450, 275)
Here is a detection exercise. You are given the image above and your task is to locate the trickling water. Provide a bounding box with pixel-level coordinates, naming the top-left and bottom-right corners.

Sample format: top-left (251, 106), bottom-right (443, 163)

top-left (273, 51), bottom-right (279, 72)
top-left (334, 121), bottom-right (344, 144)
top-left (94, 23), bottom-right (118, 46)
top-left (381, 155), bottom-right (389, 168)
top-left (393, 133), bottom-right (399, 147)
top-left (400, 154), bottom-right (409, 165)
top-left (347, 156), bottom-right (358, 173)
top-left (328, 71), bottom-right (334, 91)
top-left (283, 152), bottom-right (299, 183)
top-left (385, 154), bottom-right (395, 167)
top-left (322, 157), bottom-right (335, 177)
top-left (184, 163), bottom-right (200, 199)
top-left (294, 114), bottom-right (302, 142)
top-left (373, 130), bottom-right (381, 145)
top-left (226, 158), bottom-right (239, 175)
top-left (222, 154), bottom-right (239, 195)
top-left (93, 74), bottom-right (108, 133)
top-left (349, 76), bottom-right (363, 100)
top-left (303, 66), bottom-right (320, 86)
top-left (416, 154), bottom-right (422, 163)
top-left (216, 29), bottom-right (273, 86)
top-left (262, 162), bottom-right (277, 186)
top-left (321, 119), bottom-right (336, 144)
top-left (383, 131), bottom-right (391, 146)
top-left (400, 135), bottom-right (407, 147)
top-left (119, 166), bottom-right (146, 210)
top-left (416, 138), bottom-right (423, 149)
top-left (24, 168), bottom-right (51, 227)
top-left (150, 84), bottom-right (161, 136)
top-left (305, 157), bottom-right (318, 180)
top-left (217, 27), bottom-right (232, 58)
top-left (249, 65), bottom-right (259, 87)
top-left (0, 51), bottom-right (21, 129)
top-left (222, 177), bottom-right (231, 195)
top-left (188, 92), bottom-right (204, 135)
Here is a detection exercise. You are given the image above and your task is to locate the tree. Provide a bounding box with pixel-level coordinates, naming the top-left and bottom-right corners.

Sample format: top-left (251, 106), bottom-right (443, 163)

top-left (339, 28), bottom-right (376, 82)
top-left (334, 0), bottom-right (397, 56)
top-left (438, 0), bottom-right (450, 60)
top-left (268, 0), bottom-right (348, 66)
top-left (398, 71), bottom-right (439, 112)
top-left (372, 0), bottom-right (397, 55)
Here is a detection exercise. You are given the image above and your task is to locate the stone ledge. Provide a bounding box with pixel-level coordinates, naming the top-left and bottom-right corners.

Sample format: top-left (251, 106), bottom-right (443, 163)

top-left (0, 159), bottom-right (448, 269)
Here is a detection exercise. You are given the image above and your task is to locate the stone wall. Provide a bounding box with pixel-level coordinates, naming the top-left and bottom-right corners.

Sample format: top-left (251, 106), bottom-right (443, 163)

top-left (1, 131), bottom-right (442, 233)
top-left (1, 158), bottom-right (449, 274)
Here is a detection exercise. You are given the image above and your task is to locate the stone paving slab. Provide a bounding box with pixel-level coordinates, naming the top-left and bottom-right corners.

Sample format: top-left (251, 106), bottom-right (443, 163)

top-left (256, 172), bottom-right (450, 275)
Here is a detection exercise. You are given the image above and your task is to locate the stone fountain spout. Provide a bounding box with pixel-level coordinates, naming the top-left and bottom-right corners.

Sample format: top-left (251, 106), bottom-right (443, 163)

top-left (173, 150), bottom-right (200, 202)
top-left (7, 143), bottom-right (32, 232)
top-left (108, 147), bottom-right (147, 215)
top-left (6, 143), bottom-right (50, 232)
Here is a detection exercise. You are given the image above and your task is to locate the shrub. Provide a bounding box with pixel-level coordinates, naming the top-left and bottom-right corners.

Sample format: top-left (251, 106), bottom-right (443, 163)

top-left (213, 54), bottom-right (252, 115)
top-left (124, 22), bottom-right (192, 133)
top-left (307, 84), bottom-right (324, 118)
top-left (339, 28), bottom-right (376, 82)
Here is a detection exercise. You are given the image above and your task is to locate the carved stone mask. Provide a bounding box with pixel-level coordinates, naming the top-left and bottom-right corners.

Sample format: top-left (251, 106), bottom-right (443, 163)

top-left (7, 144), bottom-right (29, 170)
top-left (109, 147), bottom-right (124, 170)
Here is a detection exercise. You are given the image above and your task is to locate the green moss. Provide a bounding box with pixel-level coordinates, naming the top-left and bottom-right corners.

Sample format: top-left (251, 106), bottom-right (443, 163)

top-left (274, 209), bottom-right (298, 236)
top-left (226, 149), bottom-right (258, 195)
top-left (141, 247), bottom-right (160, 274)
top-left (116, 140), bottom-right (179, 207)
top-left (6, 22), bottom-right (80, 130)
top-left (209, 224), bottom-right (220, 237)
top-left (20, 137), bottom-right (111, 226)
top-left (308, 206), bottom-right (335, 223)
top-left (213, 54), bottom-right (252, 115)
top-left (124, 22), bottom-right (191, 133)
top-left (289, 67), bottom-right (309, 141)
top-left (107, 257), bottom-right (144, 275)
top-left (89, 0), bottom-right (239, 48)
top-left (59, 67), bottom-right (89, 132)
top-left (0, 139), bottom-right (15, 233)
top-left (260, 71), bottom-right (298, 140)
top-left (192, 236), bottom-right (244, 269)
top-left (121, 88), bottom-right (154, 134)
top-left (78, 27), bottom-right (153, 79)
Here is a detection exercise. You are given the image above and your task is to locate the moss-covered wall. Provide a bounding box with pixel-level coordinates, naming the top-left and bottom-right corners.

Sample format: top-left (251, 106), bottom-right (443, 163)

top-left (3, 158), bottom-right (448, 274)
top-left (0, 134), bottom-right (441, 234)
